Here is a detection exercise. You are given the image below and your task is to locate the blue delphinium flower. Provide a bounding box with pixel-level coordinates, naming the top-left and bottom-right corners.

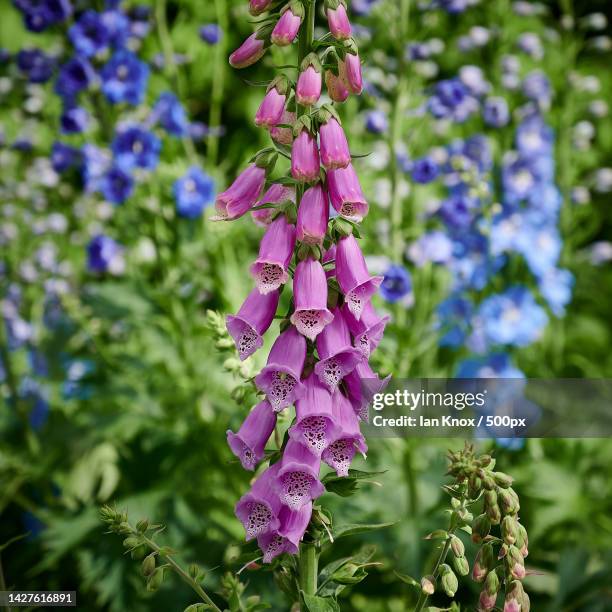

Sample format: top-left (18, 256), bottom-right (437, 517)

top-left (60, 106), bottom-right (90, 134)
top-left (51, 142), bottom-right (82, 172)
top-left (411, 156), bottom-right (439, 183)
top-left (55, 57), bottom-right (96, 100)
top-left (428, 78), bottom-right (478, 123)
top-left (477, 286), bottom-right (547, 347)
top-left (483, 96), bottom-right (510, 127)
top-left (100, 166), bottom-right (134, 204)
top-left (437, 0), bottom-right (469, 14)
top-left (538, 268), bottom-right (573, 316)
top-left (101, 50), bottom-right (149, 105)
top-left (439, 194), bottom-right (477, 229)
top-left (200, 24), bottom-right (222, 45)
top-left (69, 10), bottom-right (110, 57)
top-left (365, 109), bottom-right (388, 134)
top-left (151, 92), bottom-right (188, 137)
top-left (522, 70), bottom-right (551, 105)
top-left (437, 295), bottom-right (473, 347)
top-left (129, 5), bottom-right (151, 38)
top-left (350, 0), bottom-right (379, 16)
top-left (82, 144), bottom-right (112, 193)
top-left (87, 235), bottom-right (123, 273)
top-left (173, 167), bottom-right (215, 218)
top-left (16, 48), bottom-right (55, 83)
top-left (408, 230), bottom-right (454, 266)
top-left (13, 0), bottom-right (72, 32)
top-left (112, 125), bottom-right (161, 171)
top-left (515, 114), bottom-right (553, 158)
top-left (102, 9), bottom-right (131, 47)
top-left (380, 264), bottom-right (413, 304)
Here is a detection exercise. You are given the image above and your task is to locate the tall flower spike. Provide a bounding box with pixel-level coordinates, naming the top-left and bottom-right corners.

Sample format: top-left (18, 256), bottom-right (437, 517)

top-left (319, 112), bottom-right (351, 170)
top-left (335, 233), bottom-right (383, 319)
top-left (289, 372), bottom-right (339, 455)
top-left (255, 326), bottom-right (307, 411)
top-left (276, 440), bottom-right (325, 509)
top-left (291, 128), bottom-right (320, 183)
top-left (271, 1), bottom-right (304, 47)
top-left (343, 302), bottom-right (389, 358)
top-left (229, 30), bottom-right (268, 69)
top-left (227, 400), bottom-right (277, 470)
top-left (290, 257), bottom-right (334, 340)
top-left (296, 183), bottom-right (329, 246)
top-left (257, 503), bottom-right (312, 563)
top-left (322, 392), bottom-right (367, 476)
top-left (235, 463), bottom-right (283, 540)
top-left (255, 76), bottom-right (290, 128)
top-left (213, 163), bottom-right (267, 220)
top-left (226, 288), bottom-right (280, 360)
top-left (296, 53), bottom-right (322, 107)
top-left (251, 183), bottom-right (295, 227)
top-left (314, 307), bottom-right (363, 391)
top-left (327, 163), bottom-right (368, 221)
top-left (250, 214), bottom-right (296, 294)
top-left (325, 0), bottom-right (352, 40)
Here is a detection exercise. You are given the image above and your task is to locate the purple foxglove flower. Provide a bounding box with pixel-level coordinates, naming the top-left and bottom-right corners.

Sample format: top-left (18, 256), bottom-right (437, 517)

top-left (250, 215), bottom-right (296, 294)
top-left (343, 302), bottom-right (389, 358)
top-left (269, 110), bottom-right (295, 145)
top-left (257, 502), bottom-right (312, 563)
top-left (249, 0), bottom-right (273, 15)
top-left (255, 326), bottom-right (307, 411)
top-left (251, 183), bottom-right (295, 226)
top-left (327, 164), bottom-right (368, 221)
top-left (291, 130), bottom-right (320, 183)
top-left (271, 3), bottom-right (303, 46)
top-left (289, 372), bottom-right (339, 455)
top-left (255, 77), bottom-right (289, 128)
top-left (296, 55), bottom-right (322, 106)
top-left (229, 32), bottom-right (266, 69)
top-left (325, 69), bottom-right (349, 103)
top-left (296, 184), bottom-right (329, 246)
top-left (235, 463), bottom-right (283, 540)
top-left (322, 392), bottom-right (367, 476)
top-left (335, 234), bottom-right (382, 319)
top-left (214, 164), bottom-right (266, 220)
top-left (326, 1), bottom-right (352, 40)
top-left (226, 288), bottom-right (280, 360)
top-left (340, 52), bottom-right (363, 95)
top-left (344, 360), bottom-right (391, 422)
top-left (276, 440), bottom-right (325, 508)
top-left (314, 307), bottom-right (363, 391)
top-left (320, 116), bottom-right (351, 170)
top-left (290, 258), bottom-right (334, 340)
top-left (227, 400), bottom-right (277, 470)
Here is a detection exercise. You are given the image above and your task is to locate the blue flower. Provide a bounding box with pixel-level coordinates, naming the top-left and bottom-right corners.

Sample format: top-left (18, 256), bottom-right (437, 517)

top-left (411, 156), bottom-right (439, 183)
top-left (380, 265), bottom-right (413, 304)
top-left (350, 0), bottom-right (379, 16)
top-left (428, 78), bottom-right (478, 123)
top-left (152, 92), bottom-right (188, 137)
top-left (200, 24), bottom-right (222, 45)
top-left (55, 57), bottom-right (96, 100)
top-left (101, 50), bottom-right (149, 105)
top-left (483, 97), bottom-right (510, 127)
top-left (82, 144), bottom-right (112, 193)
top-left (13, 0), bottom-right (71, 32)
top-left (515, 114), bottom-right (553, 158)
top-left (112, 124), bottom-right (161, 170)
top-left (456, 353), bottom-right (524, 378)
top-left (128, 6), bottom-right (151, 39)
top-left (538, 268), bottom-right (573, 316)
top-left (437, 295), bottom-right (473, 347)
top-left (60, 106), bottom-right (90, 134)
top-left (462, 134), bottom-right (493, 171)
top-left (69, 11), bottom-right (110, 57)
top-left (51, 142), bottom-right (82, 172)
top-left (87, 235), bottom-right (123, 273)
top-left (502, 154), bottom-right (537, 204)
top-left (16, 49), bottom-right (55, 83)
top-left (102, 9), bottom-right (131, 47)
top-left (522, 70), bottom-right (551, 104)
top-left (408, 230), bottom-right (453, 266)
top-left (437, 0), bottom-right (469, 13)
top-left (101, 166), bottom-right (134, 204)
top-left (439, 194), bottom-right (477, 229)
top-left (365, 109), bottom-right (388, 134)
top-left (173, 167), bottom-right (216, 219)
top-left (477, 286), bottom-right (548, 347)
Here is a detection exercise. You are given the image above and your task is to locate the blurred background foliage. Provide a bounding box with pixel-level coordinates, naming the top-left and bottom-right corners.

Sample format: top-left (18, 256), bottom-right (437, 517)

top-left (1, 0), bottom-right (611, 610)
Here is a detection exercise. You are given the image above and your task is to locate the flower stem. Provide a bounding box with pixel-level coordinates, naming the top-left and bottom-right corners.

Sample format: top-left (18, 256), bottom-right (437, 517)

top-left (298, 541), bottom-right (319, 605)
top-left (414, 536), bottom-right (453, 612)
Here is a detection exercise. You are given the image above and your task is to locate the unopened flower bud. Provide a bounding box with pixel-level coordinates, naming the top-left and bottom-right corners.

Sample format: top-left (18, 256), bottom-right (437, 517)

top-left (517, 523), bottom-right (529, 557)
top-left (472, 513), bottom-right (491, 543)
top-left (146, 567), bottom-right (165, 592)
top-left (450, 535), bottom-right (465, 558)
top-left (502, 515), bottom-right (519, 545)
top-left (421, 575), bottom-right (435, 595)
top-left (477, 454), bottom-right (492, 467)
top-left (506, 545), bottom-right (525, 579)
top-left (499, 488), bottom-right (520, 515)
top-left (123, 536), bottom-right (140, 549)
top-left (504, 580), bottom-right (525, 612)
top-left (142, 553), bottom-right (156, 577)
top-left (486, 502), bottom-right (501, 525)
top-left (472, 544), bottom-right (494, 582)
top-left (484, 489), bottom-right (497, 507)
top-left (453, 555), bottom-right (469, 576)
top-left (440, 564), bottom-right (458, 597)
top-left (136, 518), bottom-right (149, 533)
top-left (484, 569), bottom-right (500, 596)
top-left (131, 544), bottom-right (148, 560)
top-left (479, 588), bottom-right (497, 611)
top-left (493, 471), bottom-right (513, 488)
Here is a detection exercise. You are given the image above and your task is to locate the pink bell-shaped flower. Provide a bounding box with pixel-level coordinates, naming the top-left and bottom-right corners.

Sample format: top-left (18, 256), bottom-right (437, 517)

top-left (276, 440), bottom-right (325, 509)
top-left (230, 32), bottom-right (267, 69)
top-left (291, 129), bottom-right (320, 183)
top-left (271, 1), bottom-right (304, 46)
top-left (319, 114), bottom-right (351, 170)
top-left (296, 183), bottom-right (329, 246)
top-left (296, 54), bottom-right (322, 106)
top-left (325, 0), bottom-right (352, 40)
top-left (257, 503), bottom-right (312, 563)
top-left (327, 163), bottom-right (368, 221)
top-left (255, 76), bottom-right (289, 128)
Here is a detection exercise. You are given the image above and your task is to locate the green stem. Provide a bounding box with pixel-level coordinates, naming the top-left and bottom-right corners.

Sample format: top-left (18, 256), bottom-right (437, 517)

top-left (142, 535), bottom-right (222, 612)
top-left (207, 0), bottom-right (228, 167)
top-left (414, 536), bottom-right (453, 612)
top-left (299, 541), bottom-right (318, 604)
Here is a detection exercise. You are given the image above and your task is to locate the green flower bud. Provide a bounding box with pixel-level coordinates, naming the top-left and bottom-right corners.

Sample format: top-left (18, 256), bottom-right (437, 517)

top-left (146, 567), bottom-right (165, 592)
top-left (493, 471), bottom-right (513, 488)
top-left (472, 544), bottom-right (494, 583)
top-left (482, 476), bottom-right (496, 490)
top-left (440, 564), bottom-right (458, 597)
top-left (506, 545), bottom-right (526, 580)
top-left (504, 580), bottom-right (526, 612)
top-left (502, 515), bottom-right (519, 545)
top-left (486, 502), bottom-right (501, 525)
top-left (484, 489), bottom-right (497, 507)
top-left (477, 454), bottom-right (492, 467)
top-left (122, 536), bottom-right (140, 549)
top-left (517, 523), bottom-right (529, 557)
top-left (136, 518), bottom-right (149, 533)
top-left (499, 488), bottom-right (520, 515)
top-left (453, 555), bottom-right (469, 576)
top-left (472, 513), bottom-right (491, 543)
top-left (484, 568), bottom-right (500, 596)
top-left (450, 535), bottom-right (465, 558)
top-left (421, 575), bottom-right (435, 595)
top-left (184, 605), bottom-right (209, 612)
top-left (131, 544), bottom-right (148, 560)
top-left (142, 553), bottom-right (156, 577)
top-left (189, 563), bottom-right (201, 579)
top-left (468, 474), bottom-right (482, 497)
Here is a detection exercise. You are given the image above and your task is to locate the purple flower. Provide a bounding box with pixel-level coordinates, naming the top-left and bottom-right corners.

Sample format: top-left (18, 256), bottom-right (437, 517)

top-left (101, 50), bottom-right (149, 105)
top-left (226, 288), bottom-right (280, 360)
top-left (271, 3), bottom-right (303, 46)
top-left (101, 166), bottom-right (134, 204)
top-left (343, 302), bottom-right (389, 358)
top-left (344, 360), bottom-right (390, 422)
top-left (335, 234), bottom-right (382, 319)
top-left (174, 167), bottom-right (216, 219)
top-left (320, 116), bottom-right (351, 170)
top-left (112, 124), bottom-right (161, 171)
top-left (296, 59), bottom-right (322, 107)
top-left (87, 235), bottom-right (123, 273)
top-left (340, 52), bottom-right (363, 95)
top-left (227, 400), bottom-right (277, 470)
top-left (276, 440), bottom-right (325, 509)
top-left (16, 49), bottom-right (55, 83)
top-left (297, 184), bottom-right (329, 246)
top-left (290, 258), bottom-right (334, 340)
top-left (55, 57), bottom-right (95, 100)
top-left (439, 194), bottom-right (478, 229)
top-left (327, 163), bottom-right (368, 221)
top-left (291, 130), bottom-right (320, 183)
top-left (69, 10), bottom-right (110, 57)
top-left (314, 308), bottom-right (363, 391)
top-left (151, 92), bottom-right (189, 137)
top-left (289, 372), bottom-right (339, 455)
top-left (326, 2), bottom-right (352, 40)
top-left (251, 184), bottom-right (295, 227)
top-left (200, 24), bottom-right (222, 45)
top-left (255, 78), bottom-right (288, 128)
top-left (229, 32), bottom-right (267, 69)
top-left (255, 326), bottom-right (307, 411)
top-left (214, 164), bottom-right (266, 220)
top-left (13, 0), bottom-right (71, 32)
top-left (365, 109), bottom-right (388, 134)
top-left (257, 503), bottom-right (312, 563)
top-left (483, 97), bottom-right (510, 127)
top-left (411, 157), bottom-right (439, 183)
top-left (380, 264), bottom-right (412, 304)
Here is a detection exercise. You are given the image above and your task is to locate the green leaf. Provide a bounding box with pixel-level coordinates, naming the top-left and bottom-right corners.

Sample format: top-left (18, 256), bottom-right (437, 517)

top-left (333, 521), bottom-right (397, 539)
top-left (322, 469), bottom-right (387, 498)
top-left (301, 593), bottom-right (340, 612)
top-left (394, 571), bottom-right (420, 588)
